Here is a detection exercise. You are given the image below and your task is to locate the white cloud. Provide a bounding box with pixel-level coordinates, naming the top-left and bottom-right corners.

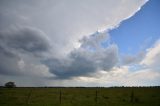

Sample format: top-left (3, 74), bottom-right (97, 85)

top-left (18, 59), bottom-right (54, 78)
top-left (0, 0), bottom-right (147, 57)
top-left (72, 66), bottom-right (160, 87)
top-left (141, 40), bottom-right (160, 68)
top-left (122, 52), bottom-right (145, 65)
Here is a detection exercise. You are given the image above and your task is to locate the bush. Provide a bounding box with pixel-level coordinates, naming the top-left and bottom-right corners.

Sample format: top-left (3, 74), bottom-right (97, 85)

top-left (5, 82), bottom-right (16, 88)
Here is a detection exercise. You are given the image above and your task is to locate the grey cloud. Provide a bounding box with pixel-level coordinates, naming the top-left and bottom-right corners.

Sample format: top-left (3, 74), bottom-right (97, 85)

top-left (0, 27), bottom-right (50, 75)
top-left (44, 33), bottom-right (119, 79)
top-left (98, 45), bottom-right (119, 70)
top-left (0, 27), bottom-right (50, 55)
top-left (45, 54), bottom-right (97, 79)
top-left (0, 26), bottom-right (119, 79)
top-left (79, 32), bottom-right (118, 70)
top-left (80, 31), bottom-right (109, 50)
top-left (0, 47), bottom-right (20, 75)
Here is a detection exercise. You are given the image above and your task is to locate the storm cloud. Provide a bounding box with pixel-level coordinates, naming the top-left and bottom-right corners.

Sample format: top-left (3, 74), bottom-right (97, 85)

top-left (44, 32), bottom-right (119, 79)
top-left (0, 0), bottom-right (148, 86)
top-left (0, 27), bottom-right (50, 75)
top-left (0, 27), bottom-right (119, 79)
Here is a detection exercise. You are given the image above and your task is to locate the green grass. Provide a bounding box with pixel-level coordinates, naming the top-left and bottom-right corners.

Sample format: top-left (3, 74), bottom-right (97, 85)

top-left (0, 87), bottom-right (160, 106)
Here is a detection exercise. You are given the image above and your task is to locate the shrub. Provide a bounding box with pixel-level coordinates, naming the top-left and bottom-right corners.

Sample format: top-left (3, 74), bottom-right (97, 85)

top-left (5, 82), bottom-right (16, 88)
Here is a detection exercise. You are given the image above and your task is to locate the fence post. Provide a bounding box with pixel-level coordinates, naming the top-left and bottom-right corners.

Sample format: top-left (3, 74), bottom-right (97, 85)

top-left (26, 89), bottom-right (32, 105)
top-left (130, 90), bottom-right (134, 106)
top-left (95, 90), bottom-right (98, 103)
top-left (59, 90), bottom-right (62, 104)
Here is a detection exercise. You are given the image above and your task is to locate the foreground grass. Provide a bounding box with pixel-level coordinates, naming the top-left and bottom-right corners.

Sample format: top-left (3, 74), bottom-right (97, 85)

top-left (0, 87), bottom-right (160, 106)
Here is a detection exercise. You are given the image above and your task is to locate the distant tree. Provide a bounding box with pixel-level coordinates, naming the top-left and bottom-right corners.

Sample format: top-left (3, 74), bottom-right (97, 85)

top-left (5, 82), bottom-right (16, 88)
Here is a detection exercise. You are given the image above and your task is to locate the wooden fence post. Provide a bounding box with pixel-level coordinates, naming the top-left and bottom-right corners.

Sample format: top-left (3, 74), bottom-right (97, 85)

top-left (95, 90), bottom-right (98, 103)
top-left (59, 90), bottom-right (62, 104)
top-left (130, 90), bottom-right (134, 106)
top-left (26, 89), bottom-right (32, 105)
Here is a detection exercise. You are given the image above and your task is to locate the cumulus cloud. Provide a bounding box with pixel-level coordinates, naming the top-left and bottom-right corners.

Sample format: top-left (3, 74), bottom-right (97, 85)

top-left (45, 41), bottom-right (118, 79)
top-left (80, 31), bottom-right (109, 50)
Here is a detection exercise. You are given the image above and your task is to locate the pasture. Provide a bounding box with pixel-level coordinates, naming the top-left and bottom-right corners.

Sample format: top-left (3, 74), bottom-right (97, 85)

top-left (0, 87), bottom-right (160, 106)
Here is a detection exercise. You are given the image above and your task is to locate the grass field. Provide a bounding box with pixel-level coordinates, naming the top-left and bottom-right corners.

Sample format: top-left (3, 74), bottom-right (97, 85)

top-left (0, 87), bottom-right (160, 106)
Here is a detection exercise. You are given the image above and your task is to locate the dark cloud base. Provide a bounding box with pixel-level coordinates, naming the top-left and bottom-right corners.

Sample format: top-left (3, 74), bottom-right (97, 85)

top-left (0, 27), bottom-right (50, 75)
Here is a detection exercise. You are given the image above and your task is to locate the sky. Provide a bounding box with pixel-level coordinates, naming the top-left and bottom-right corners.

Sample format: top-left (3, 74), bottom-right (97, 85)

top-left (0, 0), bottom-right (160, 87)
top-left (110, 0), bottom-right (160, 55)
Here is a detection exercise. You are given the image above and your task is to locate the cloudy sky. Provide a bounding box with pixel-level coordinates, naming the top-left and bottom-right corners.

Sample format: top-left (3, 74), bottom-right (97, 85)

top-left (0, 0), bottom-right (160, 87)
